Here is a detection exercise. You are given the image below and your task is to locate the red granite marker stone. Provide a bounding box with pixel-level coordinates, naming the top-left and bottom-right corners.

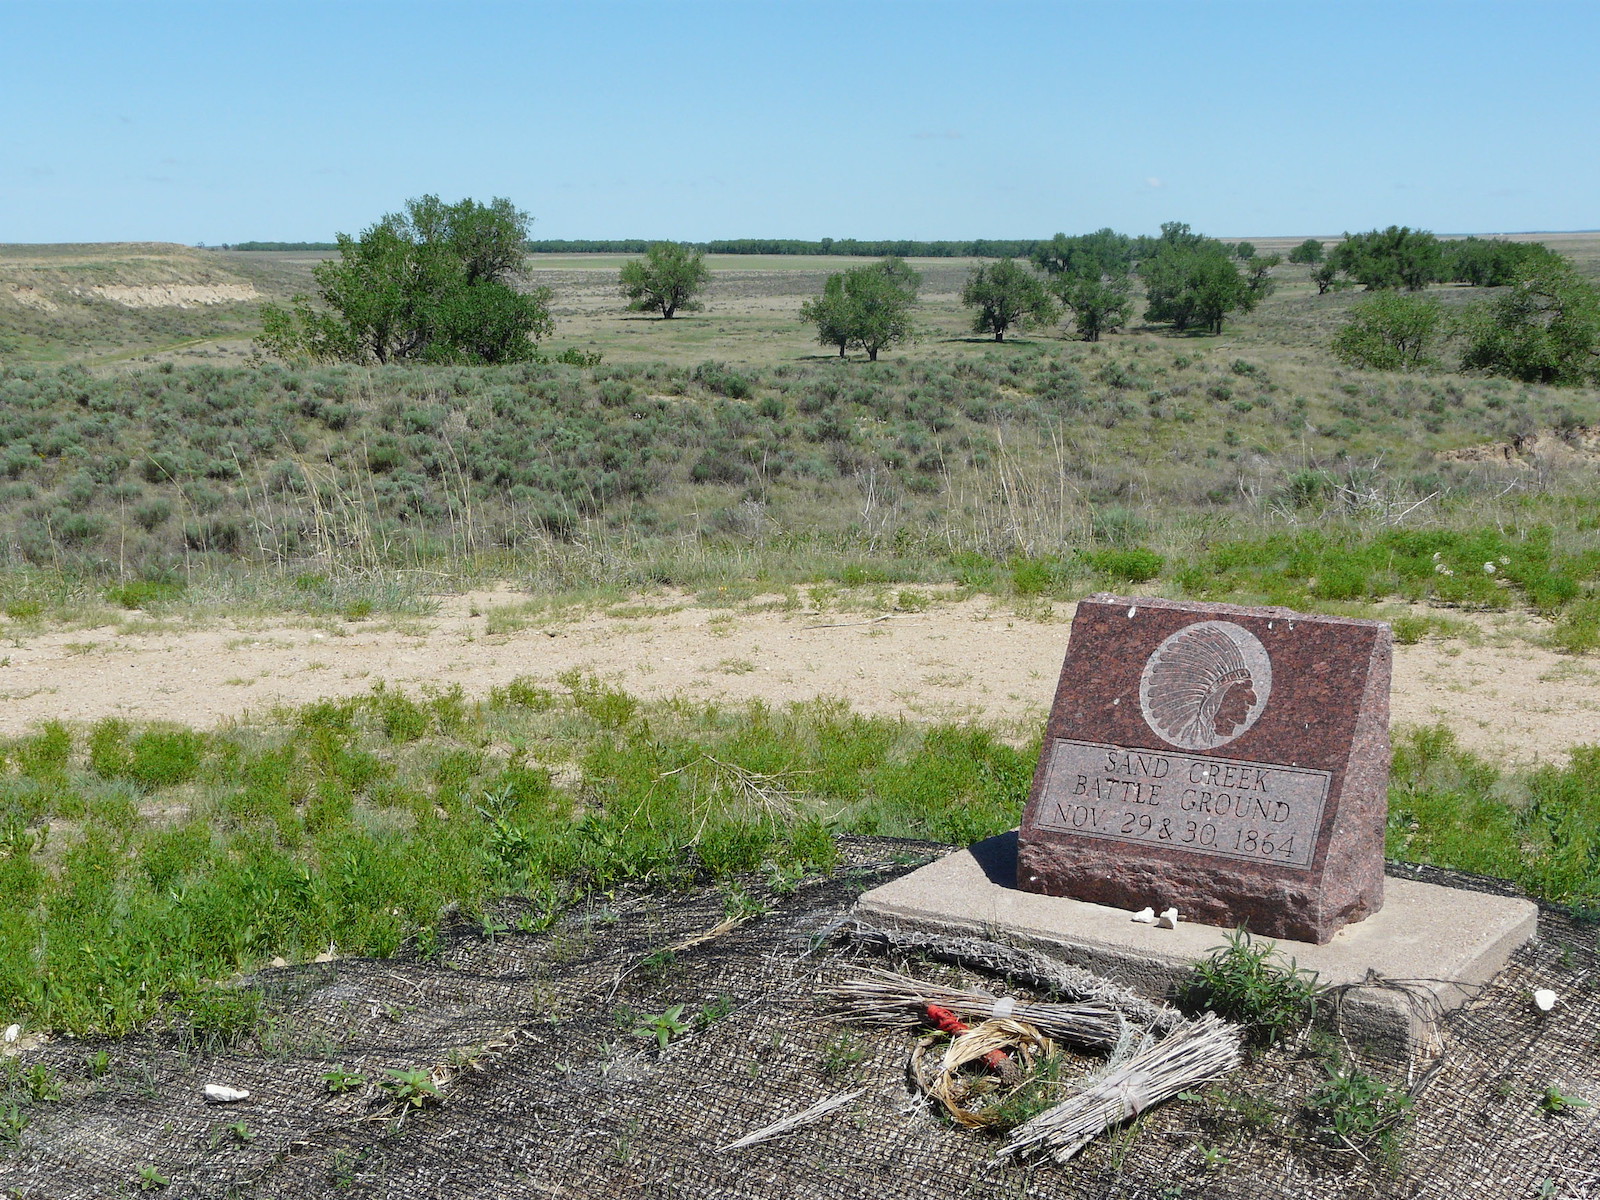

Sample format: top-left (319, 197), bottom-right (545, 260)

top-left (1016, 595), bottom-right (1392, 944)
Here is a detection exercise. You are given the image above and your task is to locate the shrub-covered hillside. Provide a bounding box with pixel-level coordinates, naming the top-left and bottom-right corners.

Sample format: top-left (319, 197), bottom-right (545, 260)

top-left (3, 345), bottom-right (1599, 576)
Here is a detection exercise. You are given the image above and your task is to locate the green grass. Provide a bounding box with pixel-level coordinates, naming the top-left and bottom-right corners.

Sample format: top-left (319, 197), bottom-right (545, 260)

top-left (1388, 726), bottom-right (1600, 907)
top-left (0, 679), bottom-right (1596, 1042)
top-left (0, 681), bottom-right (1034, 1038)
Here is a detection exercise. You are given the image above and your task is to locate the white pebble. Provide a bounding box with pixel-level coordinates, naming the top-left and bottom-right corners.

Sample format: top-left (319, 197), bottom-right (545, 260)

top-left (1156, 907), bottom-right (1181, 929)
top-left (203, 1084), bottom-right (250, 1103)
top-left (1533, 988), bottom-right (1558, 1012)
top-left (2, 1024), bottom-right (19, 1043)
top-left (1483, 562), bottom-right (1497, 575)
top-left (1130, 907), bottom-right (1157, 924)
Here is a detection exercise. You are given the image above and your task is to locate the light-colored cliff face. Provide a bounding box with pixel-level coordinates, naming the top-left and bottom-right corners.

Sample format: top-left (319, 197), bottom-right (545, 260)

top-left (75, 282), bottom-right (259, 308)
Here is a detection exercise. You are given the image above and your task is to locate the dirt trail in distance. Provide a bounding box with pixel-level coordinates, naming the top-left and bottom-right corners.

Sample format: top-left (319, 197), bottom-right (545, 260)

top-left (1, 592), bottom-right (1594, 763)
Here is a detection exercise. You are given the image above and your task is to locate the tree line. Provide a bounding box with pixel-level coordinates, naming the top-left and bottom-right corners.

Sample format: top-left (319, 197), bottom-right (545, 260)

top-left (254, 197), bottom-right (1598, 387)
top-left (227, 237), bottom-right (1048, 257)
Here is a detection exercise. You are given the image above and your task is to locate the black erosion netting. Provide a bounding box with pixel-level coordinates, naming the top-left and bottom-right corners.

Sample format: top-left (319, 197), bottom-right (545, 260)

top-left (2, 840), bottom-right (1596, 1200)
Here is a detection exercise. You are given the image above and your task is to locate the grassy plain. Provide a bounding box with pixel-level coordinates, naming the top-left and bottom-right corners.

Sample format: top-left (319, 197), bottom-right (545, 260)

top-left (1, 234), bottom-right (1599, 1046)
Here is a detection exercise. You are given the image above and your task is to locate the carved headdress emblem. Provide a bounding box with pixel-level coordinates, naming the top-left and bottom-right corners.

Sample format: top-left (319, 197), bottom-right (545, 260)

top-left (1138, 620), bottom-right (1272, 750)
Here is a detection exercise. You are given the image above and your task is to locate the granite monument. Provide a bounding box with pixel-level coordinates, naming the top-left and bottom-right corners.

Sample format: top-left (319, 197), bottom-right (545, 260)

top-left (1016, 595), bottom-right (1392, 944)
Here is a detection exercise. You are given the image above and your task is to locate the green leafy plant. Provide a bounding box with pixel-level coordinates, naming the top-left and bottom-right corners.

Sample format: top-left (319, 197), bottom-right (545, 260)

top-left (985, 1053), bottom-right (1071, 1131)
top-left (322, 1067), bottom-right (367, 1095)
top-left (23, 1063), bottom-right (60, 1103)
top-left (135, 1164), bottom-right (169, 1191)
top-left (380, 1067), bottom-right (441, 1109)
top-left (1537, 1085), bottom-right (1590, 1117)
top-left (819, 1030), bottom-right (869, 1079)
top-left (1081, 546), bottom-right (1165, 584)
top-left (1, 1103), bottom-right (29, 1149)
top-left (696, 994), bottom-right (735, 1027)
top-left (327, 1146), bottom-right (373, 1189)
top-left (227, 1120), bottom-right (255, 1143)
top-left (633, 1004), bottom-right (691, 1050)
top-left (1305, 1067), bottom-right (1412, 1149)
top-left (721, 886), bottom-right (770, 922)
top-left (638, 949), bottom-right (677, 979)
top-left (104, 580), bottom-right (185, 610)
top-left (1176, 929), bottom-right (1324, 1046)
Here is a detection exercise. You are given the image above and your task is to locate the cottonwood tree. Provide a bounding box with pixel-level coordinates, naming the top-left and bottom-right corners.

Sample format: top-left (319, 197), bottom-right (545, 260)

top-left (619, 242), bottom-right (710, 318)
top-left (961, 259), bottom-right (1054, 341)
top-left (1461, 257), bottom-right (1600, 385)
top-left (1245, 254), bottom-right (1282, 302)
top-left (1054, 273), bottom-right (1132, 342)
top-left (1328, 226), bottom-right (1443, 291)
top-left (799, 257), bottom-right (920, 360)
top-left (1445, 237), bottom-right (1558, 288)
top-left (1030, 229), bottom-right (1134, 279)
top-left (257, 196), bottom-right (551, 365)
top-left (1331, 292), bottom-right (1447, 371)
top-left (1288, 238), bottom-right (1325, 265)
top-left (1031, 231), bottom-right (1133, 342)
top-left (1311, 261), bottom-right (1349, 295)
top-left (1141, 236), bottom-right (1258, 334)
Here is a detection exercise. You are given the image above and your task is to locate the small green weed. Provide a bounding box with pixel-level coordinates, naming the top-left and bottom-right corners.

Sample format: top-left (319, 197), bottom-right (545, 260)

top-left (179, 986), bottom-right (264, 1053)
top-left (721, 886), bottom-right (770, 922)
top-left (488, 677), bottom-right (557, 710)
top-left (1181, 1084), bottom-right (1283, 1133)
top-left (1537, 1085), bottom-right (1590, 1117)
top-left (1, 1103), bottom-right (29, 1149)
top-left (819, 1030), bottom-right (869, 1079)
top-left (23, 1063), bottom-right (60, 1103)
top-left (986, 1053), bottom-right (1071, 1131)
top-left (134, 1163), bottom-right (169, 1191)
top-left (380, 1067), bottom-right (441, 1108)
top-left (633, 1004), bottom-right (691, 1050)
top-left (329, 1148), bottom-right (363, 1188)
top-left (1305, 1067), bottom-right (1412, 1150)
top-left (639, 948), bottom-right (677, 978)
top-left (697, 994), bottom-right (734, 1027)
top-left (104, 580), bottom-right (185, 610)
top-left (1176, 929), bottom-right (1323, 1047)
top-left (1549, 598), bottom-right (1600, 656)
top-left (322, 1067), bottom-right (366, 1095)
top-left (1081, 546), bottom-right (1165, 584)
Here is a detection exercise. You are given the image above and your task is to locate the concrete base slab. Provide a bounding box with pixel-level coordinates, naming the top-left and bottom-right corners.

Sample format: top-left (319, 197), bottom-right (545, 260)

top-left (857, 832), bottom-right (1538, 1059)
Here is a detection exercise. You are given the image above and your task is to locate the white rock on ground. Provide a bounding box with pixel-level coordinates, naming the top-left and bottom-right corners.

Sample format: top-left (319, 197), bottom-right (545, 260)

top-left (203, 1084), bottom-right (250, 1103)
top-left (1533, 988), bottom-right (1558, 1012)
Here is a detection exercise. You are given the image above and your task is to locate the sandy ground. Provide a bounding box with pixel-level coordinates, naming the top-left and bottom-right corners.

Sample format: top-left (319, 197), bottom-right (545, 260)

top-left (1, 591), bottom-right (1596, 764)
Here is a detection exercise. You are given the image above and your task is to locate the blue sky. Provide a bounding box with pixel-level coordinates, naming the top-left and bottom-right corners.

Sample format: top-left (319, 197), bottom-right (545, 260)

top-left (4, 0), bottom-right (1596, 244)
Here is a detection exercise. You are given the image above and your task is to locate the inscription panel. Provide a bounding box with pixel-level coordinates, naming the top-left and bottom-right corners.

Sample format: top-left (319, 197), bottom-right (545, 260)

top-left (1036, 738), bottom-right (1331, 870)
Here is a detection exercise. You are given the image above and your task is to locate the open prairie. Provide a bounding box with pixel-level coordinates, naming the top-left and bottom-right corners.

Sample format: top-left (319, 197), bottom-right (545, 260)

top-left (3, 232), bottom-right (1600, 1199)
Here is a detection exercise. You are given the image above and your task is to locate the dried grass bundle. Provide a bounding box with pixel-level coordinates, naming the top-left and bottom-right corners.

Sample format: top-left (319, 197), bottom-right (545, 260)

top-left (910, 1018), bottom-right (1054, 1127)
top-left (825, 968), bottom-right (1132, 1049)
top-left (998, 1013), bottom-right (1243, 1163)
top-left (845, 923), bottom-right (1186, 1033)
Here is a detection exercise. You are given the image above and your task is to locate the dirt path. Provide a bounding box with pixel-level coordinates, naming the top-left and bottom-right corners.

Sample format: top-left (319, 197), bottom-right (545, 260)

top-left (2, 592), bottom-right (1595, 763)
